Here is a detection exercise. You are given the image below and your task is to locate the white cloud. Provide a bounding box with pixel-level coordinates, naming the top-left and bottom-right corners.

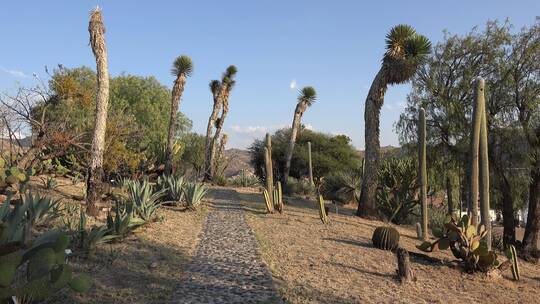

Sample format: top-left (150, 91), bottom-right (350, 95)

top-left (289, 79), bottom-right (297, 90)
top-left (0, 66), bottom-right (29, 78)
top-left (384, 101), bottom-right (407, 111)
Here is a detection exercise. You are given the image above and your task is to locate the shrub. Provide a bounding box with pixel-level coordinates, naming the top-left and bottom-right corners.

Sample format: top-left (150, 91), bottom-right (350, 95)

top-left (322, 166), bottom-right (362, 204)
top-left (376, 158), bottom-right (418, 224)
top-left (283, 177), bottom-right (313, 196)
top-left (228, 170), bottom-right (260, 188)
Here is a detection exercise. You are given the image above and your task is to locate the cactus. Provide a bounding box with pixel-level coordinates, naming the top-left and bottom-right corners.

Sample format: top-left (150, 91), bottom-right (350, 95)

top-left (478, 79), bottom-right (491, 250)
top-left (415, 222), bottom-right (422, 240)
top-left (506, 245), bottom-right (520, 281)
top-left (318, 194), bottom-right (329, 224)
top-left (263, 147), bottom-right (274, 213)
top-left (469, 78), bottom-right (484, 226)
top-left (263, 189), bottom-right (273, 213)
top-left (372, 226), bottom-right (400, 251)
top-left (0, 159), bottom-right (31, 195)
top-left (416, 214), bottom-right (502, 272)
top-left (308, 141), bottom-right (314, 187)
top-left (418, 107), bottom-right (428, 240)
top-left (0, 194), bottom-right (91, 301)
top-left (274, 181), bottom-right (284, 213)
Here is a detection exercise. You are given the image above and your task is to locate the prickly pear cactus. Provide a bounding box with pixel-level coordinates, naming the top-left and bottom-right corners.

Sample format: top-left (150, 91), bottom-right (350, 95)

top-left (372, 226), bottom-right (400, 251)
top-left (0, 159), bottom-right (31, 195)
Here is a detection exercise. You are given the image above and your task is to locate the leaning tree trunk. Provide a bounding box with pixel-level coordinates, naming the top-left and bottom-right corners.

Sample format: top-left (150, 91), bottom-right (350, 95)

top-left (357, 69), bottom-right (387, 218)
top-left (164, 74), bottom-right (186, 175)
top-left (204, 94), bottom-right (222, 181)
top-left (209, 89), bottom-right (230, 179)
top-left (523, 150), bottom-right (540, 259)
top-left (283, 103), bottom-right (305, 184)
top-left (86, 8), bottom-right (110, 216)
top-left (499, 171), bottom-right (516, 248)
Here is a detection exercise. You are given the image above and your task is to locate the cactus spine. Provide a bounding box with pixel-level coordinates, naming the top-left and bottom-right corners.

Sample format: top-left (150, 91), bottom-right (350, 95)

top-left (469, 78), bottom-right (484, 226)
top-left (418, 107), bottom-right (428, 241)
top-left (308, 141), bottom-right (314, 187)
top-left (478, 79), bottom-right (491, 250)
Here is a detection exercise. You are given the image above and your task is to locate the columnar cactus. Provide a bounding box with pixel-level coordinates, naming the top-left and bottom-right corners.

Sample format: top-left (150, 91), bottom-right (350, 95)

top-left (264, 134), bottom-right (274, 211)
top-left (478, 78), bottom-right (491, 250)
top-left (506, 245), bottom-right (520, 281)
top-left (308, 141), bottom-right (314, 187)
top-left (274, 181), bottom-right (284, 214)
top-left (418, 107), bottom-right (428, 240)
top-left (318, 194), bottom-right (329, 224)
top-left (263, 147), bottom-right (274, 214)
top-left (469, 78), bottom-right (484, 226)
top-left (372, 226), bottom-right (400, 251)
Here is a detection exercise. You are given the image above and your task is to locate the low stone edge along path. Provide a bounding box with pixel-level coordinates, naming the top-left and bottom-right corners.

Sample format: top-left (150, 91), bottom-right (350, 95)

top-left (171, 188), bottom-right (284, 304)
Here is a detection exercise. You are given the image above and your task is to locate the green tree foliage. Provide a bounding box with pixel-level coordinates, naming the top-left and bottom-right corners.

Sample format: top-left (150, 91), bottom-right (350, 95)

top-left (249, 128), bottom-right (361, 182)
top-left (32, 66), bottom-right (192, 177)
top-left (396, 19), bottom-right (540, 250)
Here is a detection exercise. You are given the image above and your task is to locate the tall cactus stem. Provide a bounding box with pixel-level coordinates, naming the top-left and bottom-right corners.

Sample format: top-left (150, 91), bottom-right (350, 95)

top-left (308, 141), bottom-right (314, 187)
top-left (469, 78), bottom-right (484, 226)
top-left (479, 79), bottom-right (491, 250)
top-left (418, 107), bottom-right (428, 241)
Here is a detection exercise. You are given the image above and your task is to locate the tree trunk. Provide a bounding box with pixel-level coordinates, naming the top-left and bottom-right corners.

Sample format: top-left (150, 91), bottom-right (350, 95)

top-left (165, 75), bottom-right (186, 175)
top-left (308, 141), bottom-right (314, 186)
top-left (446, 175), bottom-right (454, 215)
top-left (500, 174), bottom-right (516, 248)
top-left (209, 89), bottom-right (230, 179)
top-left (357, 69), bottom-right (387, 218)
top-left (522, 151), bottom-right (540, 259)
top-left (86, 9), bottom-right (110, 216)
top-left (204, 95), bottom-right (222, 181)
top-left (283, 103), bottom-right (305, 184)
top-left (418, 108), bottom-right (428, 241)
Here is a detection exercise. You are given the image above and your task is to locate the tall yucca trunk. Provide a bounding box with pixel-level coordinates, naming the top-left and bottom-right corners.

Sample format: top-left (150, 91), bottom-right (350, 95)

top-left (210, 88), bottom-right (230, 178)
top-left (283, 102), bottom-right (306, 184)
top-left (357, 70), bottom-right (387, 218)
top-left (418, 108), bottom-right (428, 241)
top-left (164, 74), bottom-right (186, 175)
top-left (86, 8), bottom-right (110, 216)
top-left (204, 94), bottom-right (222, 180)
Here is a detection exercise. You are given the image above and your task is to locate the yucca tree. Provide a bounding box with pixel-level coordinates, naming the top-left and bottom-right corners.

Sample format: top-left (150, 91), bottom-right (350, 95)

top-left (205, 65), bottom-right (237, 181)
top-left (165, 55), bottom-right (193, 175)
top-left (204, 79), bottom-right (223, 180)
top-left (283, 86), bottom-right (317, 184)
top-left (86, 7), bottom-right (110, 216)
top-left (357, 25), bottom-right (431, 218)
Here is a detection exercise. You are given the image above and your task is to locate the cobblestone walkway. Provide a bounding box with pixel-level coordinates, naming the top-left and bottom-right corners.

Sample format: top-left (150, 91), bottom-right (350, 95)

top-left (171, 189), bottom-right (283, 304)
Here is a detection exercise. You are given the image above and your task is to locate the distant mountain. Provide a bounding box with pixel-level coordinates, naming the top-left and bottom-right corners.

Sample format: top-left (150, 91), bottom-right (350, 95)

top-left (223, 148), bottom-right (254, 177)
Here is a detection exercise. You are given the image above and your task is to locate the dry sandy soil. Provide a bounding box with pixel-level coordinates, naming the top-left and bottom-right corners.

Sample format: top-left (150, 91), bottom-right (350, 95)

top-left (237, 188), bottom-right (540, 304)
top-left (25, 176), bottom-right (208, 304)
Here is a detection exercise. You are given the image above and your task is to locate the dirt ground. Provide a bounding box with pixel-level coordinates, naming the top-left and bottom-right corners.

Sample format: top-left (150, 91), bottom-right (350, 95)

top-left (238, 188), bottom-right (540, 304)
top-left (25, 176), bottom-right (208, 304)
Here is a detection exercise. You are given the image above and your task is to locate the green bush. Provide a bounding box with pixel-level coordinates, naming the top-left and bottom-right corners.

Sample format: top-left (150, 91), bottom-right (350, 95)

top-left (322, 166), bottom-right (362, 204)
top-left (283, 177), bottom-right (314, 196)
top-left (249, 128), bottom-right (361, 183)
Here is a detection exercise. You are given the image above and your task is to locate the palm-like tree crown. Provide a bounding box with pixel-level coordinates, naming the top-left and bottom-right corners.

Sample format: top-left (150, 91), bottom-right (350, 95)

top-left (209, 80), bottom-right (221, 96)
top-left (383, 24), bottom-right (431, 84)
top-left (298, 86), bottom-right (317, 106)
top-left (222, 65), bottom-right (238, 85)
top-left (171, 55), bottom-right (193, 77)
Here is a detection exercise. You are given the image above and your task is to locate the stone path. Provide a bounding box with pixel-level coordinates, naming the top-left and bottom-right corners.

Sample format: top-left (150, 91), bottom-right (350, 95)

top-left (171, 189), bottom-right (283, 304)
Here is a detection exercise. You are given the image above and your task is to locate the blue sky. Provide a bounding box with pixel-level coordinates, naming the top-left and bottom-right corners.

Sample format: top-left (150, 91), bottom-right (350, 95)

top-left (1, 1), bottom-right (538, 149)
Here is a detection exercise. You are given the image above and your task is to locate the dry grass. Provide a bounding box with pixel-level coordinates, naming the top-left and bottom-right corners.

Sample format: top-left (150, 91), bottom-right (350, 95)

top-left (238, 188), bottom-right (540, 304)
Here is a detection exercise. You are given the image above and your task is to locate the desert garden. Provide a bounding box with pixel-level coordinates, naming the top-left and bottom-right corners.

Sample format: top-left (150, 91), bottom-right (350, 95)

top-left (0, 6), bottom-right (539, 304)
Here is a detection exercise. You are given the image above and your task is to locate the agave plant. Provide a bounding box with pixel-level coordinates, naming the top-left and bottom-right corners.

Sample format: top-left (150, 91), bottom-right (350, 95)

top-left (78, 210), bottom-right (117, 253)
top-left (157, 175), bottom-right (185, 204)
top-left (376, 158), bottom-right (418, 224)
top-left (183, 183), bottom-right (208, 209)
top-left (322, 165), bottom-right (363, 204)
top-left (126, 179), bottom-right (165, 222)
top-left (106, 201), bottom-right (145, 239)
top-left (359, 25), bottom-right (431, 218)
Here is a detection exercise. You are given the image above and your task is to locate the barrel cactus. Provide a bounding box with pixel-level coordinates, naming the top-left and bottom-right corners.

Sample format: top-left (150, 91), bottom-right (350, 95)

top-left (372, 226), bottom-right (400, 251)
